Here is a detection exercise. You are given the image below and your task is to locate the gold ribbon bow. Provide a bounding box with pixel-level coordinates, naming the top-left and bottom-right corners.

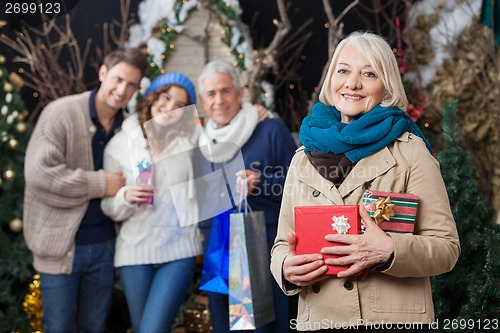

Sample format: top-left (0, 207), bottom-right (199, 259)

top-left (373, 196), bottom-right (395, 224)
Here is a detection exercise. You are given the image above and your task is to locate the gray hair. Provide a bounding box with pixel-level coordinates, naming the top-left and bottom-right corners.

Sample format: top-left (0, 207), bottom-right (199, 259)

top-left (319, 31), bottom-right (408, 111)
top-left (197, 60), bottom-right (242, 96)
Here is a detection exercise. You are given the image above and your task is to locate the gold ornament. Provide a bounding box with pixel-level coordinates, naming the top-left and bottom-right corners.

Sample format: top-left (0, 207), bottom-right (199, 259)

top-left (373, 196), bottom-right (395, 224)
top-left (8, 72), bottom-right (24, 90)
top-left (3, 81), bottom-right (13, 92)
top-left (8, 138), bottom-right (19, 150)
top-left (17, 110), bottom-right (29, 122)
top-left (9, 218), bottom-right (23, 233)
top-left (3, 168), bottom-right (15, 180)
top-left (23, 274), bottom-right (43, 332)
top-left (15, 122), bottom-right (27, 133)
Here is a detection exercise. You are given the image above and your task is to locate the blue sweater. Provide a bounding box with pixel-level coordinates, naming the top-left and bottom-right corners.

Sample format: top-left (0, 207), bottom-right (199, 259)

top-left (196, 118), bottom-right (297, 246)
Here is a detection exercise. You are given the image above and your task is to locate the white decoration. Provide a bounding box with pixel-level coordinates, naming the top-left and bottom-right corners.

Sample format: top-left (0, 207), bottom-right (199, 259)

top-left (260, 80), bottom-right (274, 109)
top-left (126, 0), bottom-right (178, 48)
top-left (405, 0), bottom-right (482, 87)
top-left (147, 38), bottom-right (167, 68)
top-left (331, 215), bottom-right (351, 234)
top-left (1, 105), bottom-right (8, 115)
top-left (5, 93), bottom-right (12, 103)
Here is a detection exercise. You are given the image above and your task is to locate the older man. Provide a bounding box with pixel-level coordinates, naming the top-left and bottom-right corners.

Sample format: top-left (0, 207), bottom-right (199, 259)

top-left (196, 60), bottom-right (297, 333)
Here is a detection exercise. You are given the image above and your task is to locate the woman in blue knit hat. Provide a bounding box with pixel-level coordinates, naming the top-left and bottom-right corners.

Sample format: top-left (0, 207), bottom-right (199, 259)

top-left (101, 72), bottom-right (201, 332)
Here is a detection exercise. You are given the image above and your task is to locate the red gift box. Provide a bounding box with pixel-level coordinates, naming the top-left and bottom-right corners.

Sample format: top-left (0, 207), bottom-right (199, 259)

top-left (362, 190), bottom-right (419, 233)
top-left (294, 205), bottom-right (361, 275)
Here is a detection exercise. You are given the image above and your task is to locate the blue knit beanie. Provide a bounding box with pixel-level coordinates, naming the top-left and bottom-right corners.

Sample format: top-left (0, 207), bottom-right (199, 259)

top-left (144, 72), bottom-right (196, 104)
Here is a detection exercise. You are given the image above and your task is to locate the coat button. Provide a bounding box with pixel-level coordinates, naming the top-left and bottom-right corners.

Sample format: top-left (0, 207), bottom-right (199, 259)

top-left (343, 280), bottom-right (353, 290)
top-left (311, 283), bottom-right (321, 294)
top-left (312, 190), bottom-right (320, 197)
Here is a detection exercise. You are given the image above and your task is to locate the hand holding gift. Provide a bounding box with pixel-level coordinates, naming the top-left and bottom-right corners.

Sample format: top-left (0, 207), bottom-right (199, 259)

top-left (124, 185), bottom-right (154, 205)
top-left (134, 158), bottom-right (155, 206)
top-left (282, 232), bottom-right (329, 287)
top-left (322, 205), bottom-right (394, 278)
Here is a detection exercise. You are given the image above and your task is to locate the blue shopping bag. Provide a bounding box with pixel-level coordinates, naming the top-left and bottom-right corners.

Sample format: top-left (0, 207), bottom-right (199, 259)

top-left (199, 210), bottom-right (232, 294)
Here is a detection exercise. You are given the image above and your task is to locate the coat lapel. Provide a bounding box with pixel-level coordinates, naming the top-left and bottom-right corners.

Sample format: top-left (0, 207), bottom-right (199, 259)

top-left (339, 146), bottom-right (396, 197)
top-left (297, 145), bottom-right (397, 205)
top-left (297, 158), bottom-right (346, 205)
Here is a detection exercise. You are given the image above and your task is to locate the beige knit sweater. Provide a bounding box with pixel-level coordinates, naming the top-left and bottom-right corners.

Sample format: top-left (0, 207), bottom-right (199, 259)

top-left (23, 91), bottom-right (108, 274)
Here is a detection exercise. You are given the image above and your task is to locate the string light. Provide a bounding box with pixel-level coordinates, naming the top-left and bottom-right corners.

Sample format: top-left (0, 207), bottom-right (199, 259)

top-left (18, 68), bottom-right (24, 73)
top-left (289, 84), bottom-right (295, 90)
top-left (169, 43), bottom-right (174, 49)
top-left (32, 92), bottom-right (38, 98)
top-left (324, 23), bottom-right (330, 29)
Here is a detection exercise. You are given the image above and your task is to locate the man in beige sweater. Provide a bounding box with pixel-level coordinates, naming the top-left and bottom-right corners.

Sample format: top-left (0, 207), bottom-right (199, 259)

top-left (23, 48), bottom-right (148, 333)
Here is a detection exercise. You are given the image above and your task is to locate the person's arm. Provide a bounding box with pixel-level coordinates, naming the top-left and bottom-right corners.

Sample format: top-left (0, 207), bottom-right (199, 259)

top-left (24, 105), bottom-right (108, 209)
top-left (384, 136), bottom-right (460, 277)
top-left (101, 151), bottom-right (139, 221)
top-left (270, 153), bottom-right (327, 295)
top-left (251, 119), bottom-right (297, 201)
top-left (320, 136), bottom-right (460, 278)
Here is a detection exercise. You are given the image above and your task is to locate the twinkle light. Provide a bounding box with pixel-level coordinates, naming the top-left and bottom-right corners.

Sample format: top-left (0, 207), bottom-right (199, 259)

top-left (238, 54), bottom-right (243, 59)
top-left (40, 44), bottom-right (45, 49)
top-left (324, 23), bottom-right (330, 29)
top-left (167, 27), bottom-right (172, 32)
top-left (169, 43), bottom-right (174, 49)
top-left (225, 2), bottom-right (231, 7)
top-left (289, 84), bottom-right (295, 90)
top-left (232, 62), bottom-right (238, 67)
top-left (264, 92), bottom-right (269, 97)
top-left (220, 29), bottom-right (226, 35)
top-left (18, 68), bottom-right (24, 73)
top-left (424, 122), bottom-right (430, 128)
top-left (255, 58), bottom-right (261, 63)
top-left (161, 54), bottom-right (166, 59)
top-left (150, 62), bottom-right (156, 67)
top-left (146, 47), bottom-right (151, 53)
top-left (33, 92), bottom-right (38, 98)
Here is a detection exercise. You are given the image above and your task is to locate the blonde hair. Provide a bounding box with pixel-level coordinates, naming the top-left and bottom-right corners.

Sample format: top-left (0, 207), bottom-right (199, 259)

top-left (319, 31), bottom-right (408, 111)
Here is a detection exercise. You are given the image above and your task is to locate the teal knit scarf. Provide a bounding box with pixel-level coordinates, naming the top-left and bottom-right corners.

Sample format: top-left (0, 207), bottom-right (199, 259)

top-left (299, 102), bottom-right (432, 162)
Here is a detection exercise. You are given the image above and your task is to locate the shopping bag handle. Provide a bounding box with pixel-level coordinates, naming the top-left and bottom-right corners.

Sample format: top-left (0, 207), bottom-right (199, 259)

top-left (236, 178), bottom-right (252, 215)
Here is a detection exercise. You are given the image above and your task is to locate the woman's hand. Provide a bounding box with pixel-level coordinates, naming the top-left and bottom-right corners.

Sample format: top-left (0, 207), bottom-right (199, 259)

top-left (255, 104), bottom-right (273, 121)
top-left (321, 205), bottom-right (394, 278)
top-left (283, 232), bottom-right (329, 287)
top-left (124, 185), bottom-right (154, 204)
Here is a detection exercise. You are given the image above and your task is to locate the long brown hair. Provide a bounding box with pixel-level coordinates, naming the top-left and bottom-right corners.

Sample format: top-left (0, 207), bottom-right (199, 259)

top-left (136, 85), bottom-right (196, 157)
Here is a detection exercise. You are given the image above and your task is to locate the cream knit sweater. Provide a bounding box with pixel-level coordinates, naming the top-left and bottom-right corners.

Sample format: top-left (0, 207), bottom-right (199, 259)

top-left (23, 91), bottom-right (108, 274)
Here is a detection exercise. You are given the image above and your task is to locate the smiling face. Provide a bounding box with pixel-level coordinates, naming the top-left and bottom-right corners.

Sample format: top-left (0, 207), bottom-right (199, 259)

top-left (96, 61), bottom-right (142, 112)
top-left (330, 43), bottom-right (386, 123)
top-left (200, 72), bottom-right (244, 128)
top-left (150, 85), bottom-right (189, 127)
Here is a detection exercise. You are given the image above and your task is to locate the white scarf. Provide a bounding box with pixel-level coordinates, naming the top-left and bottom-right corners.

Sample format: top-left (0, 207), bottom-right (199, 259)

top-left (199, 102), bottom-right (259, 163)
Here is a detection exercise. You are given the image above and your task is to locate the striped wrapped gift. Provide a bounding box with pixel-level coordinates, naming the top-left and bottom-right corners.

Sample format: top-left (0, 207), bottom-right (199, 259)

top-left (362, 190), bottom-right (419, 233)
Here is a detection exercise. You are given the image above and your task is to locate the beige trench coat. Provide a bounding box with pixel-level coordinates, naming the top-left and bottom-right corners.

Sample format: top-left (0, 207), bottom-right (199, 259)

top-left (270, 132), bottom-right (460, 331)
